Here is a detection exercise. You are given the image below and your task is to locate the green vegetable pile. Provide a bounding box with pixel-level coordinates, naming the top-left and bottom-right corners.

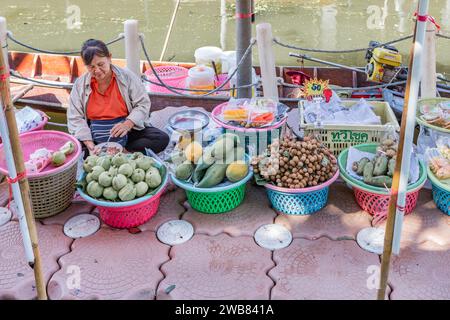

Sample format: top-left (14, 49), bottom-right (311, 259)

top-left (78, 152), bottom-right (164, 201)
top-left (352, 139), bottom-right (397, 188)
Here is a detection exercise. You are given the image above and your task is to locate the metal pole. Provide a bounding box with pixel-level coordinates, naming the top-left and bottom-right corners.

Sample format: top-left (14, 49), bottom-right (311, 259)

top-left (0, 39), bottom-right (48, 300)
top-left (159, 0), bottom-right (181, 62)
top-left (236, 0), bottom-right (252, 98)
top-left (124, 20), bottom-right (140, 76)
top-left (0, 17), bottom-right (9, 71)
top-left (289, 52), bottom-right (366, 74)
top-left (377, 0), bottom-right (429, 300)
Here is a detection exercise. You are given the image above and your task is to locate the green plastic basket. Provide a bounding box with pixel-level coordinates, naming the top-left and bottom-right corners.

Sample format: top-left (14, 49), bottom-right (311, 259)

top-left (170, 164), bottom-right (253, 214)
top-left (185, 182), bottom-right (247, 214)
top-left (338, 143), bottom-right (427, 195)
top-left (416, 98), bottom-right (450, 134)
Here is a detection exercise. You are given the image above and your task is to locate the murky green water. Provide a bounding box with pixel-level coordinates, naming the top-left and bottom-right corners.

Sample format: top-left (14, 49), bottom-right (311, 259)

top-left (2, 0), bottom-right (450, 75)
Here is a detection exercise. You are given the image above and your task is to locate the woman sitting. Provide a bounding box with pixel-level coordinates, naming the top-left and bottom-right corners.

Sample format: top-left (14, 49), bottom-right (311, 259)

top-left (67, 39), bottom-right (169, 156)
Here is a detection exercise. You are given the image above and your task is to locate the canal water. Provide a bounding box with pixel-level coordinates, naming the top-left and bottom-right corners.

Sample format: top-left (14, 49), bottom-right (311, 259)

top-left (2, 0), bottom-right (450, 75)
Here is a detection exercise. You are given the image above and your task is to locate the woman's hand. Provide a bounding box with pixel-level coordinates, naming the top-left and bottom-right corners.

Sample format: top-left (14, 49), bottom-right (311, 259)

top-left (83, 140), bottom-right (96, 155)
top-left (110, 120), bottom-right (134, 138)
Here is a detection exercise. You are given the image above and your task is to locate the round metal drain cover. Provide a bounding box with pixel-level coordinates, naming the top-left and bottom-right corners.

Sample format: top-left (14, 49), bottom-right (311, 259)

top-left (356, 227), bottom-right (385, 255)
top-left (0, 207), bottom-right (12, 226)
top-left (63, 214), bottom-right (100, 239)
top-left (254, 224), bottom-right (292, 250)
top-left (157, 220), bottom-right (194, 246)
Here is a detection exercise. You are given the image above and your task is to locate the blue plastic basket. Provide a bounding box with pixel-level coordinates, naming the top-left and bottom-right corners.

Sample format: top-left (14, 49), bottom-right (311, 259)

top-left (431, 182), bottom-right (450, 215)
top-left (264, 169), bottom-right (339, 215)
top-left (267, 186), bottom-right (330, 215)
top-left (428, 167), bottom-right (450, 215)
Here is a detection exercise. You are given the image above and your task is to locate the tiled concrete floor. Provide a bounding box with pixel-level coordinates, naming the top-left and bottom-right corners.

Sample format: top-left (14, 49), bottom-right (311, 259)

top-left (0, 181), bottom-right (449, 300)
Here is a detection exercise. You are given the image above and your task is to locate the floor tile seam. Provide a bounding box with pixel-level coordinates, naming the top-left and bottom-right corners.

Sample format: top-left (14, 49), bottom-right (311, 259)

top-left (45, 238), bottom-right (76, 300)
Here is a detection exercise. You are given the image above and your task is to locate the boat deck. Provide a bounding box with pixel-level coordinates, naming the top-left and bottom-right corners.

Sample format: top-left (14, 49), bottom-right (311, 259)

top-left (0, 107), bottom-right (449, 300)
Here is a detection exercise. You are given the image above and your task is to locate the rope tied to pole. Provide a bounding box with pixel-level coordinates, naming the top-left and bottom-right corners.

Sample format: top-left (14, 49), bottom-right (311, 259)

top-left (273, 35), bottom-right (414, 54)
top-left (413, 12), bottom-right (441, 30)
top-left (6, 32), bottom-right (124, 55)
top-left (6, 171), bottom-right (27, 209)
top-left (436, 33), bottom-right (450, 40)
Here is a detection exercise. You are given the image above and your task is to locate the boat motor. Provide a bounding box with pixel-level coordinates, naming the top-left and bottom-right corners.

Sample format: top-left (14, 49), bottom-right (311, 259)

top-left (365, 41), bottom-right (402, 83)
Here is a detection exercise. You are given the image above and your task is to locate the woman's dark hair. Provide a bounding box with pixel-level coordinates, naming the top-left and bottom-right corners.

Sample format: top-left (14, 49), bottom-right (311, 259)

top-left (81, 39), bottom-right (110, 65)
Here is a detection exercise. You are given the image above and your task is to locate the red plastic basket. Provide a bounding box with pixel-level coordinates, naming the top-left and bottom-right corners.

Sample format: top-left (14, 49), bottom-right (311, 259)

top-left (353, 186), bottom-right (420, 219)
top-left (145, 66), bottom-right (188, 94)
top-left (97, 188), bottom-right (165, 229)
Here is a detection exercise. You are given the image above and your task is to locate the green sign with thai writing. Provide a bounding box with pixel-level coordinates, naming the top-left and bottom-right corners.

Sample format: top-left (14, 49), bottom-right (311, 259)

top-left (331, 130), bottom-right (369, 143)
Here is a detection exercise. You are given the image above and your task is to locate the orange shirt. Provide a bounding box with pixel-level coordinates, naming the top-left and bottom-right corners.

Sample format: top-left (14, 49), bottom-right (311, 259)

top-left (86, 72), bottom-right (129, 120)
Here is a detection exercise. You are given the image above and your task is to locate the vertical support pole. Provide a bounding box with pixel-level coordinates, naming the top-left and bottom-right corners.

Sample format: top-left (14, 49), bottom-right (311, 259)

top-left (0, 40), bottom-right (47, 300)
top-left (420, 20), bottom-right (437, 98)
top-left (377, 0), bottom-right (429, 300)
top-left (236, 0), bottom-right (252, 98)
top-left (256, 23), bottom-right (279, 101)
top-left (124, 19), bottom-right (140, 76)
top-left (0, 17), bottom-right (9, 71)
top-left (220, 0), bottom-right (227, 50)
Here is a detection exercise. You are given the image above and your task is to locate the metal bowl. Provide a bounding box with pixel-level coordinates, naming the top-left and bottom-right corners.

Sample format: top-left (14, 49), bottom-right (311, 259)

top-left (168, 110), bottom-right (210, 133)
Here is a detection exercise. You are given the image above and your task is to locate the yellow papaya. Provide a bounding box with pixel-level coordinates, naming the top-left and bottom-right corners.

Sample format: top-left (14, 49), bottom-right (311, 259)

top-left (226, 160), bottom-right (249, 182)
top-left (184, 141), bottom-right (203, 163)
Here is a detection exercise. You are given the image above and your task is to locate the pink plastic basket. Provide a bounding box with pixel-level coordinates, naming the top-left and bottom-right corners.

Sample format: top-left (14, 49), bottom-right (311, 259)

top-left (145, 66), bottom-right (188, 94)
top-left (0, 130), bottom-right (82, 218)
top-left (0, 130), bottom-right (81, 178)
top-left (97, 187), bottom-right (165, 229)
top-left (353, 186), bottom-right (420, 218)
top-left (0, 110), bottom-right (48, 144)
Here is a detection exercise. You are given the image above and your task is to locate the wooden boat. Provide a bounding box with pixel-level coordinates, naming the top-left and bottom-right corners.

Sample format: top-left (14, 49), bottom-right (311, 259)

top-left (8, 51), bottom-right (450, 121)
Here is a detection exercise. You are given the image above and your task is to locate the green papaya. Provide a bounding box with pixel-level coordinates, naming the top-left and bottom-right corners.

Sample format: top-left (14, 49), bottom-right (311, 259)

top-left (96, 156), bottom-right (111, 171)
top-left (224, 146), bottom-right (245, 164)
top-left (366, 176), bottom-right (393, 188)
top-left (212, 138), bottom-right (235, 160)
top-left (135, 181), bottom-right (149, 197)
top-left (195, 163), bottom-right (228, 188)
top-left (363, 161), bottom-right (374, 183)
top-left (175, 161), bottom-right (194, 181)
top-left (192, 168), bottom-right (206, 184)
top-left (216, 133), bottom-right (241, 146)
top-left (87, 181), bottom-right (104, 198)
top-left (52, 151), bottom-right (66, 167)
top-left (387, 158), bottom-right (396, 177)
top-left (195, 146), bottom-right (215, 171)
top-left (118, 183), bottom-right (137, 201)
top-left (356, 157), bottom-right (370, 175)
top-left (112, 153), bottom-right (128, 167)
top-left (168, 150), bottom-right (186, 165)
top-left (145, 167), bottom-right (162, 188)
top-left (373, 155), bottom-right (389, 176)
top-left (103, 187), bottom-right (118, 201)
top-left (59, 141), bottom-right (75, 155)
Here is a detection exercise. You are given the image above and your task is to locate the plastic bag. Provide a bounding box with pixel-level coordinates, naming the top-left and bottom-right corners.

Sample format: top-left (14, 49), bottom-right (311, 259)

top-left (425, 147), bottom-right (450, 182)
top-left (24, 148), bottom-right (53, 174)
top-left (220, 98), bottom-right (249, 123)
top-left (247, 97), bottom-right (277, 126)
